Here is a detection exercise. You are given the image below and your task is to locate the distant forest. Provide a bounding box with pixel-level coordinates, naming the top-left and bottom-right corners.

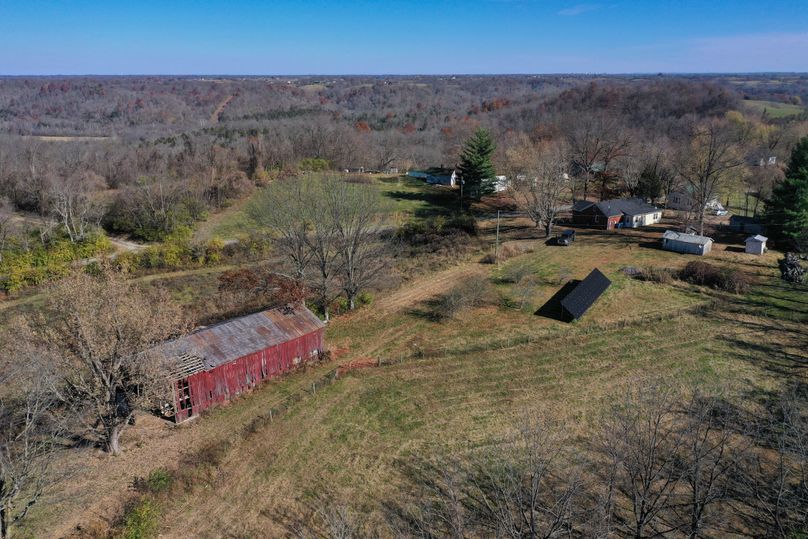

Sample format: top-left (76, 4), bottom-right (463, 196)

top-left (0, 74), bottom-right (806, 242)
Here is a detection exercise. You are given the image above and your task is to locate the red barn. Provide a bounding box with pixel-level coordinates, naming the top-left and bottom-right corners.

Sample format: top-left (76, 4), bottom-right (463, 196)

top-left (161, 304), bottom-right (325, 422)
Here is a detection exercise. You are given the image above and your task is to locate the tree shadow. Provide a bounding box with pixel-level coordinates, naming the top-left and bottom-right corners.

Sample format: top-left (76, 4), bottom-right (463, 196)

top-left (535, 280), bottom-right (579, 322)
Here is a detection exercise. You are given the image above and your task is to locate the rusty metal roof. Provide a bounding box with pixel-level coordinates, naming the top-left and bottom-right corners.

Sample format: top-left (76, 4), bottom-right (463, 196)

top-left (161, 304), bottom-right (325, 374)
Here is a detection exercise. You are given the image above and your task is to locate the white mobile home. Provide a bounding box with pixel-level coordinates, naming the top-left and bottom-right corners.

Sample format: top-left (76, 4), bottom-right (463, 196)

top-left (662, 230), bottom-right (713, 256)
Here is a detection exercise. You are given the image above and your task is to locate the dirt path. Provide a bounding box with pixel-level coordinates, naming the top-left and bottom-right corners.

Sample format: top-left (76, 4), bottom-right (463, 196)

top-left (371, 262), bottom-right (487, 317)
top-left (210, 94), bottom-right (236, 123)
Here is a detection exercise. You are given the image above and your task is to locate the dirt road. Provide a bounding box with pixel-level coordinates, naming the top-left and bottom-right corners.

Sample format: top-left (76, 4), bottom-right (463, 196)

top-left (210, 94), bottom-right (236, 123)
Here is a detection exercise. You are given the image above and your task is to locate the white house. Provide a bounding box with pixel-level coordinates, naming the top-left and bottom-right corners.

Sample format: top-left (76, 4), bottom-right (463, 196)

top-left (667, 189), bottom-right (724, 213)
top-left (493, 175), bottom-right (509, 193)
top-left (745, 235), bottom-right (768, 255)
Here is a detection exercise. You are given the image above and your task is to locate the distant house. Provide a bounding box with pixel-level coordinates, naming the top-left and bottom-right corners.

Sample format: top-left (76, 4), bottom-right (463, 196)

top-left (745, 234), bottom-right (768, 255)
top-left (662, 230), bottom-right (713, 256)
top-left (667, 188), bottom-right (723, 213)
top-left (407, 170), bottom-right (429, 180)
top-left (729, 215), bottom-right (766, 235)
top-left (409, 167), bottom-right (458, 186)
top-left (157, 304), bottom-right (325, 423)
top-left (559, 268), bottom-right (612, 322)
top-left (748, 155), bottom-right (777, 167)
top-left (426, 168), bottom-right (458, 187)
top-left (572, 198), bottom-right (662, 229)
top-left (493, 175), bottom-right (509, 193)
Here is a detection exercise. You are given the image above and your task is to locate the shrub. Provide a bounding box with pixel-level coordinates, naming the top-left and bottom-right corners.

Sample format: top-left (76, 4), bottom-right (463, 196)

top-left (715, 269), bottom-right (751, 294)
top-left (680, 261), bottom-right (750, 293)
top-left (636, 266), bottom-right (674, 284)
top-left (298, 157), bottom-right (332, 172)
top-left (121, 498), bottom-right (160, 539)
top-left (433, 276), bottom-right (494, 319)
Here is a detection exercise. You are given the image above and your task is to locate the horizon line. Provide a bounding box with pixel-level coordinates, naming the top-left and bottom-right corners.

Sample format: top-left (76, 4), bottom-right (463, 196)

top-left (1, 71), bottom-right (808, 78)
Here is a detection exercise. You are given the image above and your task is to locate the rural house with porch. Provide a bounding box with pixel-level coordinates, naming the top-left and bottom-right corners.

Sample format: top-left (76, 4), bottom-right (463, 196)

top-left (572, 198), bottom-right (662, 230)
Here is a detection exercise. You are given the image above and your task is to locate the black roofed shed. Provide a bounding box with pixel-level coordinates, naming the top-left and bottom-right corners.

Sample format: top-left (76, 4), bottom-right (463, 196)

top-left (559, 268), bottom-right (612, 321)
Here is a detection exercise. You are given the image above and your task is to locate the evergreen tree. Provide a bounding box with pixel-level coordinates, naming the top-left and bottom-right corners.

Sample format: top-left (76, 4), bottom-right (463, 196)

top-left (458, 128), bottom-right (497, 199)
top-left (766, 136), bottom-right (808, 248)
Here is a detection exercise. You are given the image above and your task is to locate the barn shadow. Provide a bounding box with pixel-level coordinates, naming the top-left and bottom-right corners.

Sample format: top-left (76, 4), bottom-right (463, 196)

top-left (535, 280), bottom-right (579, 321)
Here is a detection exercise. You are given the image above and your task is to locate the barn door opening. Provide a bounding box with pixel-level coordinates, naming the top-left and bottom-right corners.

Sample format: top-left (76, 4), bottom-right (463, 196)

top-left (177, 378), bottom-right (193, 418)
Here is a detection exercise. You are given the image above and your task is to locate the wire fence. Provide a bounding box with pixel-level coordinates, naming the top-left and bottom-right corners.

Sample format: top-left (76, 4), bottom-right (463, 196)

top-left (242, 300), bottom-right (719, 435)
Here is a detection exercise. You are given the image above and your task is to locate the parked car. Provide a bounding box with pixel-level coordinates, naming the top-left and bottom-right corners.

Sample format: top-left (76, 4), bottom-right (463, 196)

top-left (557, 229), bottom-right (576, 246)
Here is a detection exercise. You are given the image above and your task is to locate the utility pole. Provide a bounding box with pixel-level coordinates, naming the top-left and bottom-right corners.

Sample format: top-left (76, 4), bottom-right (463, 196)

top-left (495, 210), bottom-right (501, 265)
top-left (459, 179), bottom-right (464, 212)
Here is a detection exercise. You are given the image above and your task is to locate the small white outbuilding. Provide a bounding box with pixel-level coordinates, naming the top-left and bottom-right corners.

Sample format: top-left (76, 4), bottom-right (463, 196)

top-left (662, 230), bottom-right (713, 256)
top-left (745, 235), bottom-right (768, 255)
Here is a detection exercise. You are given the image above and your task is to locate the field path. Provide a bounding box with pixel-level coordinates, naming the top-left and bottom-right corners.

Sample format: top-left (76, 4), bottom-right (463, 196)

top-left (210, 94), bottom-right (236, 123)
top-left (371, 262), bottom-right (487, 317)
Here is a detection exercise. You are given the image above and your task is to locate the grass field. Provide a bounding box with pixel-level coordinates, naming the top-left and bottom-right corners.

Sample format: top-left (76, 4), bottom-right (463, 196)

top-left (15, 179), bottom-right (808, 537)
top-left (148, 241), bottom-right (802, 537)
top-left (743, 99), bottom-right (806, 118)
top-left (195, 174), bottom-right (458, 241)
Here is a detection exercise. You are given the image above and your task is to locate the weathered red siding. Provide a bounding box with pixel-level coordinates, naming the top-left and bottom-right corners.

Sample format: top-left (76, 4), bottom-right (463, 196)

top-left (173, 327), bottom-right (324, 422)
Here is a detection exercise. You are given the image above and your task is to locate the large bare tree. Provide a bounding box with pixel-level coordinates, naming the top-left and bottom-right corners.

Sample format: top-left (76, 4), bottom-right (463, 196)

top-left (508, 141), bottom-right (570, 238)
top-left (676, 121), bottom-right (744, 235)
top-left (567, 115), bottom-right (631, 201)
top-left (45, 170), bottom-right (105, 243)
top-left (325, 177), bottom-right (388, 310)
top-left (248, 178), bottom-right (314, 280)
top-left (29, 268), bottom-right (185, 455)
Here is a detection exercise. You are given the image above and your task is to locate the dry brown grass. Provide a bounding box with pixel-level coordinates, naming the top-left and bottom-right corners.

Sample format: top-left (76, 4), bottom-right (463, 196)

top-left (20, 228), bottom-right (806, 538)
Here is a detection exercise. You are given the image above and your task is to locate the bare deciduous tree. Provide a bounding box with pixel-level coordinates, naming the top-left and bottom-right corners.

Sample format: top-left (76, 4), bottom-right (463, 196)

top-left (567, 115), bottom-right (631, 201)
top-left (249, 178), bottom-right (315, 279)
top-left (0, 344), bottom-right (61, 539)
top-left (28, 268), bottom-right (186, 455)
top-left (598, 384), bottom-right (684, 539)
top-left (509, 141), bottom-right (570, 237)
top-left (676, 121), bottom-right (744, 235)
top-left (45, 170), bottom-right (105, 243)
top-left (325, 177), bottom-right (388, 310)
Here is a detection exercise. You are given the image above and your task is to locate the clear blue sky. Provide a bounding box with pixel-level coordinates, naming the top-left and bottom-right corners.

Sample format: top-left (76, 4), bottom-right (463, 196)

top-left (1, 0), bottom-right (807, 75)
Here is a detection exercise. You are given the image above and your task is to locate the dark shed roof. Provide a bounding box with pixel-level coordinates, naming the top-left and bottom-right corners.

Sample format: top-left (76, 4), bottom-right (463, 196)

top-left (160, 304), bottom-right (325, 373)
top-left (560, 269), bottom-right (612, 321)
top-left (572, 200), bottom-right (595, 212)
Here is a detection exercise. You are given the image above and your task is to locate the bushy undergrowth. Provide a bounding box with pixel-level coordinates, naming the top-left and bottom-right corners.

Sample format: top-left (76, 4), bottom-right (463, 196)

top-left (433, 275), bottom-right (495, 320)
top-left (0, 231), bottom-right (111, 292)
top-left (680, 261), bottom-right (751, 293)
top-left (635, 266), bottom-right (675, 284)
top-left (632, 262), bottom-right (750, 294)
top-left (115, 229), bottom-right (270, 272)
top-left (394, 215), bottom-right (478, 264)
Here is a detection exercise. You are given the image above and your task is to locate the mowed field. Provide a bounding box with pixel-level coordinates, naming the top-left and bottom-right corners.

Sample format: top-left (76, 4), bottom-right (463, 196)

top-left (151, 237), bottom-right (805, 538)
top-left (742, 98), bottom-right (806, 118)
